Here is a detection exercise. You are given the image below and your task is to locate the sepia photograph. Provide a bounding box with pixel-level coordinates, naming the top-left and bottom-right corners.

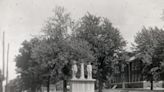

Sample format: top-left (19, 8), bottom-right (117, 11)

top-left (0, 0), bottom-right (164, 92)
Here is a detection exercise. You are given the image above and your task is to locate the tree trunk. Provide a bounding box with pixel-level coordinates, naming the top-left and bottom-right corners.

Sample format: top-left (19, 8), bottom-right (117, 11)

top-left (63, 80), bottom-right (67, 92)
top-left (98, 80), bottom-right (103, 92)
top-left (150, 79), bottom-right (153, 90)
top-left (47, 76), bottom-right (51, 92)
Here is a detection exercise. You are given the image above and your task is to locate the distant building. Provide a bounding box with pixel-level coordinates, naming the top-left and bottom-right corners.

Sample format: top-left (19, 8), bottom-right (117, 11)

top-left (110, 54), bottom-right (164, 89)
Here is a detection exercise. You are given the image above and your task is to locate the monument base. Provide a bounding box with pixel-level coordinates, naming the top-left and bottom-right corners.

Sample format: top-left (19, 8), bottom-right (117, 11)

top-left (70, 79), bottom-right (96, 92)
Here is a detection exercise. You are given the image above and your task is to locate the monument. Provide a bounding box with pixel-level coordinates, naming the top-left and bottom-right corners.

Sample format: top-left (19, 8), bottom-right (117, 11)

top-left (70, 61), bottom-right (95, 92)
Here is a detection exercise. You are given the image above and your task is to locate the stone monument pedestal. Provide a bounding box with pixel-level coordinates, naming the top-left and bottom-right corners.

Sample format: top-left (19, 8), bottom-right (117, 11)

top-left (70, 79), bottom-right (95, 92)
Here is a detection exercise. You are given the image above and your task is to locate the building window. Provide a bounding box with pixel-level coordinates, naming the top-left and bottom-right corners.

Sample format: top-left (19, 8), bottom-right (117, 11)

top-left (115, 66), bottom-right (120, 74)
top-left (121, 64), bottom-right (125, 72)
top-left (121, 74), bottom-right (124, 82)
top-left (113, 77), bottom-right (116, 83)
top-left (135, 74), bottom-right (137, 82)
top-left (138, 74), bottom-right (140, 81)
top-left (132, 74), bottom-right (135, 82)
top-left (111, 79), bottom-right (113, 83)
top-left (135, 62), bottom-right (139, 70)
top-left (132, 63), bottom-right (135, 71)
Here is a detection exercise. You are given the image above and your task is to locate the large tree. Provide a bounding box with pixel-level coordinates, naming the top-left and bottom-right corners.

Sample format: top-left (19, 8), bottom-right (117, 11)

top-left (15, 38), bottom-right (42, 92)
top-left (134, 27), bottom-right (164, 90)
top-left (154, 31), bottom-right (164, 80)
top-left (15, 7), bottom-right (126, 92)
top-left (15, 6), bottom-right (94, 92)
top-left (74, 13), bottom-right (126, 92)
top-left (31, 6), bottom-right (94, 92)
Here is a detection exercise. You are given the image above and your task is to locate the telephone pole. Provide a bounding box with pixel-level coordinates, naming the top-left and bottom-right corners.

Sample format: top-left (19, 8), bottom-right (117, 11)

top-left (2, 32), bottom-right (5, 77)
top-left (2, 32), bottom-right (5, 92)
top-left (6, 44), bottom-right (9, 92)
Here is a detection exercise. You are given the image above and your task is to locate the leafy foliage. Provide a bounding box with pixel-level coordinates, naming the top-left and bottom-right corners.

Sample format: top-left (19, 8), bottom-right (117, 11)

top-left (134, 27), bottom-right (164, 90)
top-left (15, 38), bottom-right (42, 91)
top-left (74, 13), bottom-right (126, 92)
top-left (15, 7), bottom-right (95, 92)
top-left (15, 7), bottom-right (127, 92)
top-left (154, 32), bottom-right (164, 80)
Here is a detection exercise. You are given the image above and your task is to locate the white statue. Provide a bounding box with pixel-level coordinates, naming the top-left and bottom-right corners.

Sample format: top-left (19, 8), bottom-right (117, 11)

top-left (72, 61), bottom-right (78, 79)
top-left (80, 63), bottom-right (85, 79)
top-left (87, 62), bottom-right (92, 79)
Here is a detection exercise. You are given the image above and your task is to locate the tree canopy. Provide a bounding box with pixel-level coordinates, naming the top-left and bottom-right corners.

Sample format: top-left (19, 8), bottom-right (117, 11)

top-left (74, 13), bottom-right (126, 92)
top-left (134, 27), bottom-right (164, 90)
top-left (15, 38), bottom-right (42, 91)
top-left (15, 7), bottom-right (95, 92)
top-left (14, 6), bottom-right (164, 92)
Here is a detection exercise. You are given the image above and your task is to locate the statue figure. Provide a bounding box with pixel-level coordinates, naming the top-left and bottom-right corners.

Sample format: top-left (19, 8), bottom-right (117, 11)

top-left (72, 61), bottom-right (78, 79)
top-left (87, 62), bottom-right (92, 79)
top-left (80, 63), bottom-right (85, 79)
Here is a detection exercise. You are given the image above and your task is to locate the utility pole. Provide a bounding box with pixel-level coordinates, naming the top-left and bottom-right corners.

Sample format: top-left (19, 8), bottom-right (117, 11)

top-left (2, 32), bottom-right (5, 92)
top-left (6, 44), bottom-right (9, 92)
top-left (2, 32), bottom-right (5, 77)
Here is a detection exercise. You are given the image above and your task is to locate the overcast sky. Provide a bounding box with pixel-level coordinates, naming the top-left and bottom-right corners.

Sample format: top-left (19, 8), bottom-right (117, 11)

top-left (0, 0), bottom-right (164, 80)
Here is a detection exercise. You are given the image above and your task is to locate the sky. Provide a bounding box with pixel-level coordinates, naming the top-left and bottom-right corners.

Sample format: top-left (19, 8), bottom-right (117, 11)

top-left (0, 0), bottom-right (164, 80)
